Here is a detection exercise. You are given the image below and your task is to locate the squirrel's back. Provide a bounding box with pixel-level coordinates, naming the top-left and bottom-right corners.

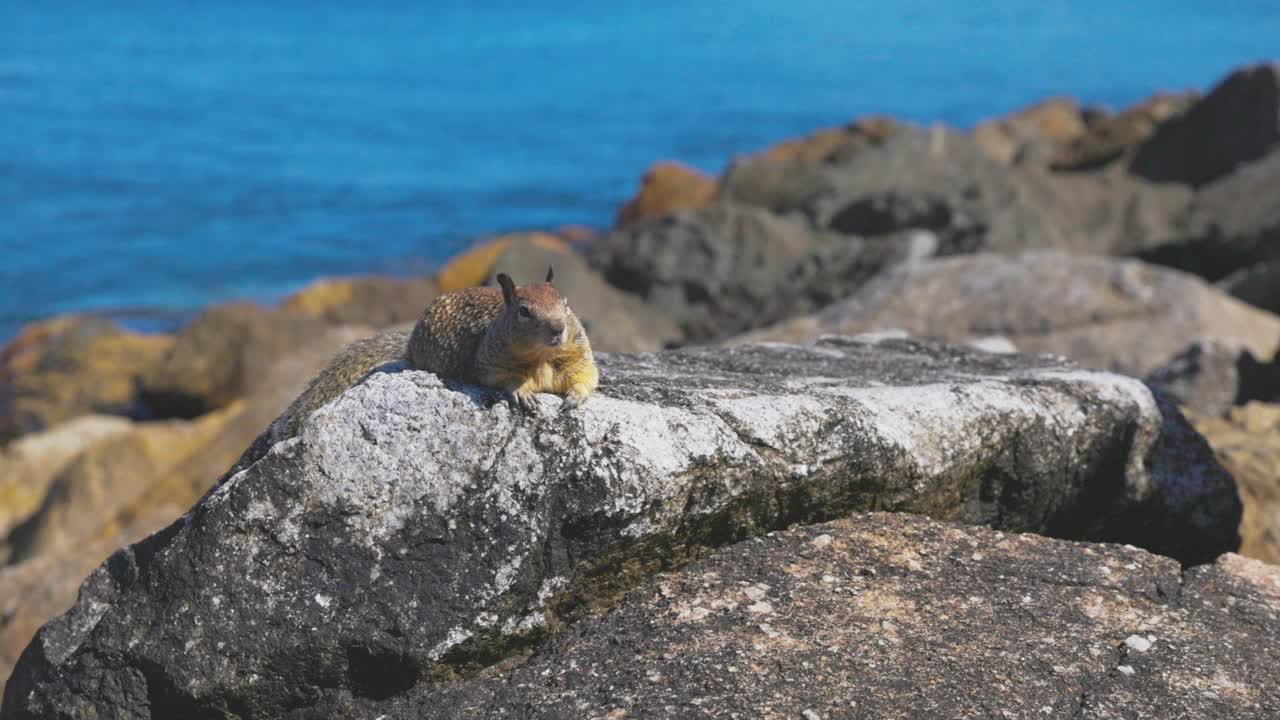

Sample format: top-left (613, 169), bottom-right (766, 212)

top-left (407, 286), bottom-right (505, 383)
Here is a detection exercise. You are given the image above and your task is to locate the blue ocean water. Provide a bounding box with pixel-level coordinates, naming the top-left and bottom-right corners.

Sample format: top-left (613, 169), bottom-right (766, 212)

top-left (1, 1), bottom-right (1277, 341)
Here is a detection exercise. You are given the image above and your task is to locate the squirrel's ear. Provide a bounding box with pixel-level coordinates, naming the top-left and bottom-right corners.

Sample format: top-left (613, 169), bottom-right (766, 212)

top-left (496, 273), bottom-right (516, 305)
top-left (545, 265), bottom-right (554, 283)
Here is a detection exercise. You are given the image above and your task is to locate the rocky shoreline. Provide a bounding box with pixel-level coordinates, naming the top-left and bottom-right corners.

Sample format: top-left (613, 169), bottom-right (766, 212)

top-left (2, 62), bottom-right (1279, 717)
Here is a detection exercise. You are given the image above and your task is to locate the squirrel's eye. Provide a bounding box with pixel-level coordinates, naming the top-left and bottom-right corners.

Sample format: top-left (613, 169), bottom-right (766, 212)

top-left (518, 305), bottom-right (532, 319)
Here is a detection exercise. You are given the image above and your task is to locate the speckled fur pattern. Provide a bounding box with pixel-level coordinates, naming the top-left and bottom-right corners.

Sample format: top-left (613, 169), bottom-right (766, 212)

top-left (410, 282), bottom-right (597, 408)
top-left (408, 286), bottom-right (506, 382)
top-left (274, 279), bottom-right (598, 444)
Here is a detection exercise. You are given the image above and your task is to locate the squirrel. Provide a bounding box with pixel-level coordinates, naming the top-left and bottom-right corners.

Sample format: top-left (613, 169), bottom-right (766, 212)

top-left (271, 267), bottom-right (598, 443)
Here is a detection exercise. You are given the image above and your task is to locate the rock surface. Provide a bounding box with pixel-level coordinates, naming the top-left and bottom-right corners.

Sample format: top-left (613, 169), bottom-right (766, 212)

top-left (1190, 403), bottom-right (1280, 566)
top-left (1139, 146), bottom-right (1280, 284)
top-left (1219, 259), bottom-right (1280, 316)
top-left (1050, 92), bottom-right (1195, 171)
top-left (1131, 64), bottom-right (1279, 186)
top-left (972, 96), bottom-right (1086, 166)
top-left (719, 125), bottom-right (1190, 260)
top-left (138, 303), bottom-right (328, 419)
top-left (615, 161), bottom-right (717, 227)
top-left (281, 275), bottom-right (440, 329)
top-left (587, 203), bottom-right (923, 343)
top-left (0, 408), bottom-right (236, 566)
top-left (745, 253), bottom-right (1280, 378)
top-left (349, 513), bottom-right (1280, 720)
top-left (3, 338), bottom-right (1240, 718)
top-left (1145, 340), bottom-right (1278, 417)
top-left (0, 416), bottom-right (132, 540)
top-left (0, 508), bottom-right (175, 691)
top-left (0, 317), bottom-right (171, 441)
top-left (433, 232), bottom-right (571, 294)
top-left (0, 327), bottom-right (370, 687)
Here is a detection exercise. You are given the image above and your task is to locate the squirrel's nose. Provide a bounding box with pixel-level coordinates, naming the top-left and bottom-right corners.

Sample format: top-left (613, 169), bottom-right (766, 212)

top-left (548, 322), bottom-right (566, 345)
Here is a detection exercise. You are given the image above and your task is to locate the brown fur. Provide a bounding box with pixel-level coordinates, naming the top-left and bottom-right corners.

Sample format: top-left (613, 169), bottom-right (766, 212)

top-left (272, 272), bottom-right (598, 443)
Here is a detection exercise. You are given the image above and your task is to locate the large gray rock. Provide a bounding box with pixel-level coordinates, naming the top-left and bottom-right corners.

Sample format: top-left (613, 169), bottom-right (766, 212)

top-left (3, 339), bottom-right (1240, 718)
top-left (586, 203), bottom-right (922, 343)
top-left (745, 253), bottom-right (1280, 378)
top-left (1219, 260), bottom-right (1280, 316)
top-left (1145, 340), bottom-right (1279, 417)
top-left (719, 126), bottom-right (1190, 258)
top-left (342, 513), bottom-right (1280, 719)
top-left (1131, 63), bottom-right (1280, 186)
top-left (1139, 147), bottom-right (1280, 284)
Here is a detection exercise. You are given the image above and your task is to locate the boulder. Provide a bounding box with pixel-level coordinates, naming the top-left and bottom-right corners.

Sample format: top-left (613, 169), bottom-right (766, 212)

top-left (0, 416), bottom-right (132, 539)
top-left (1131, 64), bottom-right (1280, 186)
top-left (972, 97), bottom-right (1086, 165)
top-left (1050, 92), bottom-right (1196, 171)
top-left (714, 118), bottom-right (901, 221)
top-left (23, 326), bottom-right (369, 563)
top-left (615, 162), bottom-right (717, 227)
top-left (433, 233), bottom-right (570, 294)
top-left (0, 326), bottom-right (372, 688)
top-left (115, 325), bottom-right (376, 528)
top-left (587, 203), bottom-right (923, 343)
top-left (0, 508), bottom-right (174, 688)
top-left (1145, 340), bottom-right (1279, 417)
top-left (1218, 260), bottom-right (1280, 315)
top-left (337, 514), bottom-right (1280, 719)
top-left (757, 115), bottom-right (900, 166)
top-left (0, 317), bottom-right (172, 441)
top-left (282, 275), bottom-right (439, 328)
top-left (137, 302), bottom-right (328, 418)
top-left (551, 224), bottom-right (598, 248)
top-left (1189, 402), bottom-right (1280, 565)
top-left (3, 338), bottom-right (1240, 717)
top-left (745, 253), bottom-right (1280, 378)
top-left (721, 125), bottom-right (1190, 258)
top-left (0, 407), bottom-right (237, 566)
top-left (1140, 147), bottom-right (1280, 282)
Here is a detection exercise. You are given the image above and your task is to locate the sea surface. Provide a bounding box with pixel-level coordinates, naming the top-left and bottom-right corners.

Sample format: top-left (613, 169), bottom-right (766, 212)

top-left (2, 0), bottom-right (1277, 340)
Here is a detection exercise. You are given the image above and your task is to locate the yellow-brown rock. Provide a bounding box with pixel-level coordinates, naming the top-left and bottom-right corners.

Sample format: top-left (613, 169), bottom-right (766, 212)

top-left (615, 161), bottom-right (717, 227)
top-left (1188, 402), bottom-right (1280, 565)
top-left (0, 415), bottom-right (133, 538)
top-left (553, 224), bottom-right (599, 248)
top-left (282, 275), bottom-right (439, 328)
top-left (1, 405), bottom-right (238, 565)
top-left (1052, 92), bottom-right (1197, 171)
top-left (137, 302), bottom-right (328, 418)
top-left (434, 233), bottom-right (569, 293)
top-left (972, 97), bottom-right (1085, 164)
top-left (760, 116), bottom-right (899, 166)
top-left (0, 316), bottom-right (172, 442)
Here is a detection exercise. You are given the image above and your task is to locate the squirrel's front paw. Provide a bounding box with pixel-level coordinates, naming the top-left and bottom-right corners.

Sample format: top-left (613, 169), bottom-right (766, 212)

top-left (560, 389), bottom-right (589, 413)
top-left (510, 388), bottom-right (540, 414)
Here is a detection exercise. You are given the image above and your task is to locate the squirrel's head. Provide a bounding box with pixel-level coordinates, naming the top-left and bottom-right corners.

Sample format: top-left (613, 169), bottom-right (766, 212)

top-left (495, 266), bottom-right (572, 352)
